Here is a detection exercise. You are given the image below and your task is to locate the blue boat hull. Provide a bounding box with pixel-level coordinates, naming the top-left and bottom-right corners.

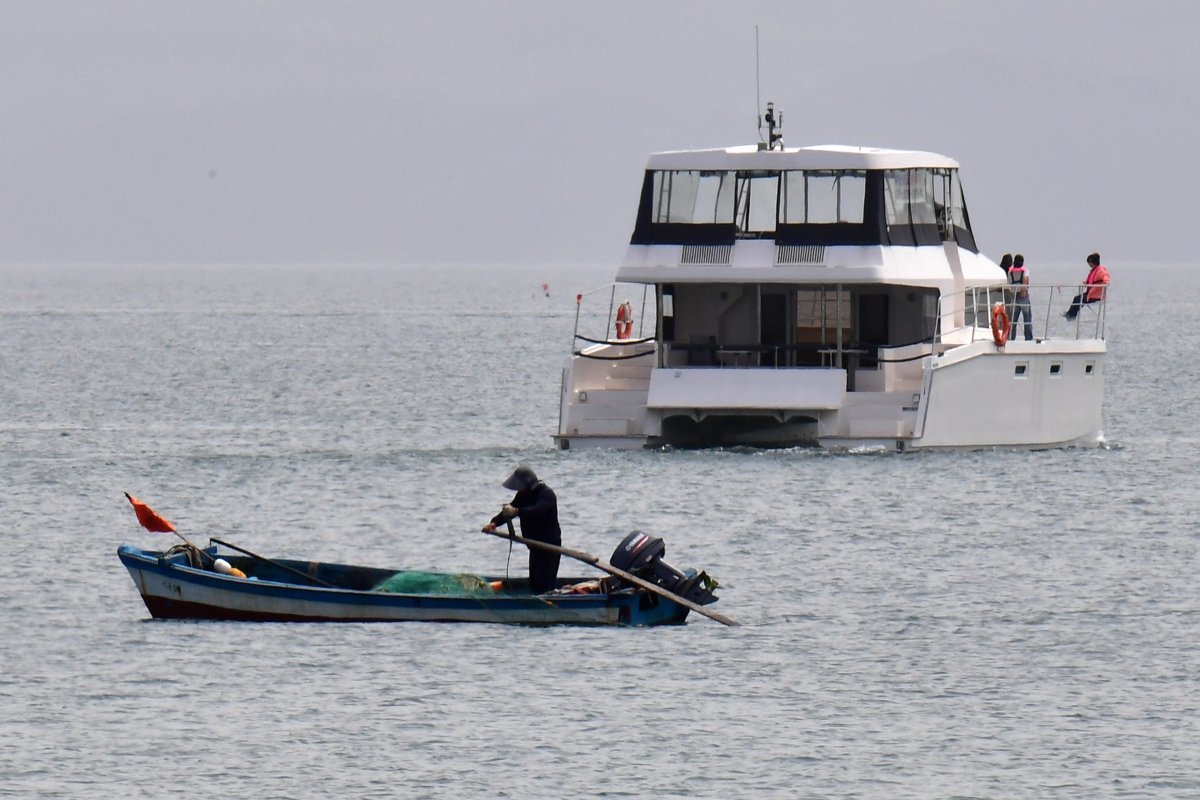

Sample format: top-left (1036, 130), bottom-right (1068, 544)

top-left (117, 544), bottom-right (692, 626)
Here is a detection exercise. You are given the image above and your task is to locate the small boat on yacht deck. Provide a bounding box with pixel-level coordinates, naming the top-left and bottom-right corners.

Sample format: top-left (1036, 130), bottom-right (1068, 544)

top-left (555, 104), bottom-right (1106, 450)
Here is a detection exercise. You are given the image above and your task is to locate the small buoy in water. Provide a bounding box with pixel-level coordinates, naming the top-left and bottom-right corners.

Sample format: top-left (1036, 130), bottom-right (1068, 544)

top-left (489, 580), bottom-right (504, 592)
top-left (213, 558), bottom-right (247, 578)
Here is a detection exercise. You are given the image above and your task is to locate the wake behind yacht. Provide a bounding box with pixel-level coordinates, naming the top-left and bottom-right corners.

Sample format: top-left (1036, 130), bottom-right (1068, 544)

top-left (554, 105), bottom-right (1106, 450)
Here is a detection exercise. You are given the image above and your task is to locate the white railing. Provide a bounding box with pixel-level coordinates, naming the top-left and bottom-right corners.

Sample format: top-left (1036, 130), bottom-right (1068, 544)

top-left (570, 282), bottom-right (655, 356)
top-left (942, 282), bottom-right (1108, 345)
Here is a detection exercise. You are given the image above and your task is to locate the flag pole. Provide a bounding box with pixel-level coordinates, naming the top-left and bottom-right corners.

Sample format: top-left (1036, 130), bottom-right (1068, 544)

top-left (124, 492), bottom-right (195, 548)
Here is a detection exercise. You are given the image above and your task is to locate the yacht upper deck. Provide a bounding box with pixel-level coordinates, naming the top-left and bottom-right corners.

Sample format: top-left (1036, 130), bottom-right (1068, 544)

top-left (625, 139), bottom-right (980, 263)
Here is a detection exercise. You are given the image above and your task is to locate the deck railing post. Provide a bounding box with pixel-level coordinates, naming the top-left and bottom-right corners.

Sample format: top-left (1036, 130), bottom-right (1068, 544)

top-left (572, 292), bottom-right (583, 353)
top-left (606, 286), bottom-right (617, 341)
top-left (640, 284), bottom-right (650, 339)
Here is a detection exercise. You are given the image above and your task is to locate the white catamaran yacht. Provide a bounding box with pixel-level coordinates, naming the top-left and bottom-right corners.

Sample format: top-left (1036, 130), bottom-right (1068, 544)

top-left (555, 105), bottom-right (1107, 450)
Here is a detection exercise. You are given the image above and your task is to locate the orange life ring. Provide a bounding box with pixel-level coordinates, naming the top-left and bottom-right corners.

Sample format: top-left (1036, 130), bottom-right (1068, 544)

top-left (615, 301), bottom-right (633, 339)
top-left (991, 302), bottom-right (1009, 346)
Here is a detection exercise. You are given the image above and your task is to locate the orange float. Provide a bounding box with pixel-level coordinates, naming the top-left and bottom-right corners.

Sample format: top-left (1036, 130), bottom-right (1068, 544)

top-left (991, 302), bottom-right (1009, 346)
top-left (615, 301), bottom-right (633, 339)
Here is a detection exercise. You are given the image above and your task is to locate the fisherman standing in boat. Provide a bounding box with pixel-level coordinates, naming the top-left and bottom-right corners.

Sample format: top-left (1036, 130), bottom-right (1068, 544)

top-left (482, 465), bottom-right (562, 593)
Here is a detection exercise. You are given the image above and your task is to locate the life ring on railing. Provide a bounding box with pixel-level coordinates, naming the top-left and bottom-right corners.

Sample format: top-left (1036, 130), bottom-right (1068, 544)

top-left (990, 302), bottom-right (1009, 346)
top-left (615, 301), bottom-right (633, 339)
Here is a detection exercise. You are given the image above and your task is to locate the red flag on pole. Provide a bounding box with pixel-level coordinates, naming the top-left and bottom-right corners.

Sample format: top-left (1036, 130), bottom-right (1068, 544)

top-left (125, 492), bottom-right (176, 533)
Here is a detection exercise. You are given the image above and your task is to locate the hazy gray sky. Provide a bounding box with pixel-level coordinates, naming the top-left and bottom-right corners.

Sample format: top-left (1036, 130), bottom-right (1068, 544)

top-left (3, 1), bottom-right (1196, 266)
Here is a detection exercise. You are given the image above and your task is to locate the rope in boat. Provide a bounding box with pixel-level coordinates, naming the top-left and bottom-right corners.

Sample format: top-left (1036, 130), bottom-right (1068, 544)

top-left (165, 542), bottom-right (209, 569)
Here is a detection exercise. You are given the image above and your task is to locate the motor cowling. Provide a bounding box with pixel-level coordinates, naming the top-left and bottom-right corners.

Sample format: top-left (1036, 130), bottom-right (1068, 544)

top-left (609, 531), bottom-right (717, 606)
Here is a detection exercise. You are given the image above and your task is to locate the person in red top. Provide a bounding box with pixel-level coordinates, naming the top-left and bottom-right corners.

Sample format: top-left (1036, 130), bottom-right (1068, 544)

top-left (1064, 252), bottom-right (1110, 319)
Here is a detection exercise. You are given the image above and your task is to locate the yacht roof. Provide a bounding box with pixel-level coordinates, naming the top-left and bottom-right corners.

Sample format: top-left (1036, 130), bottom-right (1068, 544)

top-left (646, 144), bottom-right (960, 171)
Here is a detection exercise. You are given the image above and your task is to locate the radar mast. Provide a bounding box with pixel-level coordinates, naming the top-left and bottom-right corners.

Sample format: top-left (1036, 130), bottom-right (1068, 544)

top-left (759, 102), bottom-right (783, 151)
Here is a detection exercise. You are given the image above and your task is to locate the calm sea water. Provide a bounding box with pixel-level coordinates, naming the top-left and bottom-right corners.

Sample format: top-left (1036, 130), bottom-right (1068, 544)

top-left (1, 260), bottom-right (1198, 798)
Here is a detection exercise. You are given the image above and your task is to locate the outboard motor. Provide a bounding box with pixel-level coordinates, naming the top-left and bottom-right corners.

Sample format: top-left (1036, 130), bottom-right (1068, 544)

top-left (609, 531), bottom-right (717, 606)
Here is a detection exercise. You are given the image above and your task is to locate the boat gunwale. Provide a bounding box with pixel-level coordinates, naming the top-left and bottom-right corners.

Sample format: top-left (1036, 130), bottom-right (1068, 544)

top-left (116, 544), bottom-right (687, 625)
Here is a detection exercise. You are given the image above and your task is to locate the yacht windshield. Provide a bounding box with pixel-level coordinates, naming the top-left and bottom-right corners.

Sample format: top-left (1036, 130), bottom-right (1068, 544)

top-left (633, 165), bottom-right (976, 251)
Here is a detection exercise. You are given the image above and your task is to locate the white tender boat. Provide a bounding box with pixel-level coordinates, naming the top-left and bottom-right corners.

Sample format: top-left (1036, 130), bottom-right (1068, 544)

top-left (555, 106), bottom-right (1106, 450)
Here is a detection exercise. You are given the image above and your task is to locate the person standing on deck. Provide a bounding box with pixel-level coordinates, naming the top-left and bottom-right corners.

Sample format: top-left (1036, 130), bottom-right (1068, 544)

top-left (1064, 253), bottom-right (1110, 319)
top-left (482, 465), bottom-right (562, 593)
top-left (1008, 254), bottom-right (1033, 341)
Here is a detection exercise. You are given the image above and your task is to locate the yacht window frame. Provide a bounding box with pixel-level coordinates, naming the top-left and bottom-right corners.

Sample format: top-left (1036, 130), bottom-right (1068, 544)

top-left (734, 170), bottom-right (780, 237)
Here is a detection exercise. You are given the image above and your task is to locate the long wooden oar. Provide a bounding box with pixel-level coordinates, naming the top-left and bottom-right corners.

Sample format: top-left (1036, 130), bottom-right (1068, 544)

top-left (483, 527), bottom-right (738, 627)
top-left (209, 537), bottom-right (337, 589)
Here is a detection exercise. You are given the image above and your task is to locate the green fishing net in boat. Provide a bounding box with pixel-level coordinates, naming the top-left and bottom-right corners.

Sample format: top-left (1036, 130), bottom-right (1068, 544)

top-left (372, 571), bottom-right (495, 596)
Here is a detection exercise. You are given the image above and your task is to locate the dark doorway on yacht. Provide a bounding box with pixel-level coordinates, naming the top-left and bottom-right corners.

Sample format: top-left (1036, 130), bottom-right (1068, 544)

top-left (858, 293), bottom-right (889, 369)
top-left (761, 291), bottom-right (788, 366)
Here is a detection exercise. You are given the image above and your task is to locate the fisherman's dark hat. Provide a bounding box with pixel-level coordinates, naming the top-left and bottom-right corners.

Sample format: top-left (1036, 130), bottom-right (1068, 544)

top-left (502, 464), bottom-right (538, 492)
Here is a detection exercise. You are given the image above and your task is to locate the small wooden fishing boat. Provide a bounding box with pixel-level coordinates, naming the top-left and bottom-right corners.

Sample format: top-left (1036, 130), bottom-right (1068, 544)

top-left (117, 530), bottom-right (728, 627)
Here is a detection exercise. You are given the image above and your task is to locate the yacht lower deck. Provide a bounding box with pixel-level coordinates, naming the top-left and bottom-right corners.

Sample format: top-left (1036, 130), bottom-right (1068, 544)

top-left (555, 285), bottom-right (1106, 451)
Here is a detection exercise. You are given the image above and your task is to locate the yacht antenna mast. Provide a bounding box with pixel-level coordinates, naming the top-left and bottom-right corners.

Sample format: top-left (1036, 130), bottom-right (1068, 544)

top-left (755, 25), bottom-right (762, 140)
top-left (755, 26), bottom-right (782, 150)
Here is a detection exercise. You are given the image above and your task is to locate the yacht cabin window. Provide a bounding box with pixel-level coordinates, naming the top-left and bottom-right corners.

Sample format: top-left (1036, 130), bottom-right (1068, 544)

top-left (735, 171), bottom-right (780, 236)
top-left (651, 171), bottom-right (735, 225)
top-left (781, 171), bottom-right (866, 224)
